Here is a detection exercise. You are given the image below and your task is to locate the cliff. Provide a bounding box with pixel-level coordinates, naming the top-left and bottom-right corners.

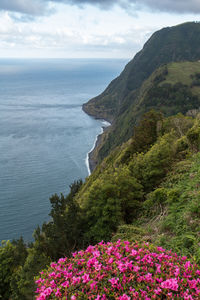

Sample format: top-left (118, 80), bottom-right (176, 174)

top-left (83, 22), bottom-right (200, 167)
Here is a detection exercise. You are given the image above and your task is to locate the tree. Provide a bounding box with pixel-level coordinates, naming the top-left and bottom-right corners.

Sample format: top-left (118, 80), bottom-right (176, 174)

top-left (131, 110), bottom-right (163, 153)
top-left (34, 180), bottom-right (84, 259)
top-left (0, 238), bottom-right (27, 300)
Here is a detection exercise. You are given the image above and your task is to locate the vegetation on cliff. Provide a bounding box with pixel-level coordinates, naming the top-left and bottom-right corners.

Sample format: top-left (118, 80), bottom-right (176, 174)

top-left (83, 22), bottom-right (200, 166)
top-left (1, 110), bottom-right (200, 299)
top-left (1, 22), bottom-right (200, 299)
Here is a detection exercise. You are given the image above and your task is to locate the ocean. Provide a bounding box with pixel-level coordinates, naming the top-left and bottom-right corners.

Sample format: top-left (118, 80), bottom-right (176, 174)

top-left (0, 58), bottom-right (127, 242)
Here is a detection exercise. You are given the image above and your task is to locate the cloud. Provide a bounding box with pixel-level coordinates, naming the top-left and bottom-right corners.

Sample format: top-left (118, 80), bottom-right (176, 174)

top-left (0, 9), bottom-right (153, 58)
top-left (125, 0), bottom-right (200, 14)
top-left (1, 0), bottom-right (200, 16)
top-left (0, 0), bottom-right (48, 15)
top-left (48, 0), bottom-right (200, 14)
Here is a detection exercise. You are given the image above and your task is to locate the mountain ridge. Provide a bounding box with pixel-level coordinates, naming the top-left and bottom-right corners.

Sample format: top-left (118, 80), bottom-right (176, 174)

top-left (83, 21), bottom-right (200, 169)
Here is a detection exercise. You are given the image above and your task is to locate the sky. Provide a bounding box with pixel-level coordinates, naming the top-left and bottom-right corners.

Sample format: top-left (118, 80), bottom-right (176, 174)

top-left (0, 0), bottom-right (200, 58)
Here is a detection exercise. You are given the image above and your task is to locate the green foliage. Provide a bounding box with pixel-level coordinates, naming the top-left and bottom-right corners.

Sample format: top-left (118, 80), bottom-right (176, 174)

top-left (191, 72), bottom-right (200, 87)
top-left (34, 180), bottom-right (84, 260)
top-left (76, 112), bottom-right (197, 249)
top-left (129, 132), bottom-right (177, 192)
top-left (143, 187), bottom-right (168, 215)
top-left (83, 180), bottom-right (122, 243)
top-left (131, 110), bottom-right (163, 153)
top-left (164, 61), bottom-right (200, 87)
top-left (82, 166), bottom-right (144, 243)
top-left (144, 82), bottom-right (200, 114)
top-left (0, 238), bottom-right (27, 300)
top-left (12, 247), bottom-right (50, 299)
top-left (186, 117), bottom-right (200, 151)
top-left (113, 152), bottom-right (200, 263)
top-left (111, 225), bottom-right (147, 243)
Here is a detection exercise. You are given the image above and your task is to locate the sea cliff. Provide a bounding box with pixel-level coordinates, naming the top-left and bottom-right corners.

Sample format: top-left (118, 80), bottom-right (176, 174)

top-left (82, 22), bottom-right (200, 166)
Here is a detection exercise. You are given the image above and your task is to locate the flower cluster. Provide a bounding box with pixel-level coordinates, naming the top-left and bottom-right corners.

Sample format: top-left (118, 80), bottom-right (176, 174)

top-left (35, 240), bottom-right (200, 299)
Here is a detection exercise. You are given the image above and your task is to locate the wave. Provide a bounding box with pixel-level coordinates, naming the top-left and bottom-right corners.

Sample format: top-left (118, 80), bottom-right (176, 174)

top-left (85, 120), bottom-right (111, 176)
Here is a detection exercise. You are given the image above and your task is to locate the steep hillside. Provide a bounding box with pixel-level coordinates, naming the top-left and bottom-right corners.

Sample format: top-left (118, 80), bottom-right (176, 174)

top-left (89, 60), bottom-right (200, 169)
top-left (113, 151), bottom-right (200, 261)
top-left (83, 22), bottom-right (200, 168)
top-left (75, 112), bottom-right (200, 261)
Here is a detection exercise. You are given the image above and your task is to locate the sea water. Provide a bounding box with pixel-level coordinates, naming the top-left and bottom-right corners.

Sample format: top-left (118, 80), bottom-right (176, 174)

top-left (0, 58), bottom-right (127, 242)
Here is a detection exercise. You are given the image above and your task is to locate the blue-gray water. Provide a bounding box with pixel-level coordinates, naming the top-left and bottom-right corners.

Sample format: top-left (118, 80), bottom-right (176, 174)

top-left (0, 58), bottom-right (127, 242)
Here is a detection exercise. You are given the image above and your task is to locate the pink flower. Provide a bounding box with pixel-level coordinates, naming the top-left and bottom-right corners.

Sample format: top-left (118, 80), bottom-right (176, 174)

top-left (155, 263), bottom-right (161, 274)
top-left (161, 278), bottom-right (179, 291)
top-left (82, 273), bottom-right (90, 283)
top-left (72, 276), bottom-right (81, 285)
top-left (58, 257), bottom-right (67, 264)
top-left (61, 281), bottom-right (69, 288)
top-left (44, 287), bottom-right (52, 296)
top-left (118, 262), bottom-right (127, 272)
top-left (131, 249), bottom-right (138, 256)
top-left (154, 287), bottom-right (162, 294)
top-left (119, 294), bottom-right (131, 300)
top-left (94, 262), bottom-right (102, 271)
top-left (133, 266), bottom-right (140, 272)
top-left (108, 257), bottom-right (114, 264)
top-left (55, 288), bottom-right (61, 298)
top-left (35, 240), bottom-right (200, 300)
top-left (174, 267), bottom-right (180, 276)
top-left (90, 281), bottom-right (97, 290)
top-left (35, 278), bottom-right (42, 284)
top-left (92, 250), bottom-right (100, 257)
top-left (157, 246), bottom-right (165, 252)
top-left (36, 292), bottom-right (46, 300)
top-left (144, 273), bottom-right (153, 283)
top-left (108, 277), bottom-right (119, 287)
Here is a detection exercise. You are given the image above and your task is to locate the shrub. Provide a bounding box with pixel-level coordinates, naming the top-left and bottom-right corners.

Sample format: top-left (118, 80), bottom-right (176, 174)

top-left (35, 240), bottom-right (200, 299)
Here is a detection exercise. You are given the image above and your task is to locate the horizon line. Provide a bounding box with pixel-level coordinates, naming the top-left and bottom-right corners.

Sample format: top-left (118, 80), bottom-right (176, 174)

top-left (0, 57), bottom-right (131, 60)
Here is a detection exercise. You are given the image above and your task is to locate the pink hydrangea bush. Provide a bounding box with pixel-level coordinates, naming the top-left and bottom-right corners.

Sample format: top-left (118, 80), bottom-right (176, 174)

top-left (35, 240), bottom-right (200, 299)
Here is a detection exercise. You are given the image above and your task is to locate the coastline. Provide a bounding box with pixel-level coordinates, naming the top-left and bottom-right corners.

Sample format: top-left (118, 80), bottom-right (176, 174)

top-left (85, 120), bottom-right (111, 175)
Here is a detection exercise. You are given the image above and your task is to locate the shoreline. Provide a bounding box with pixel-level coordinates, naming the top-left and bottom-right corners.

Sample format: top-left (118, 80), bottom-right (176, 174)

top-left (85, 120), bottom-right (111, 175)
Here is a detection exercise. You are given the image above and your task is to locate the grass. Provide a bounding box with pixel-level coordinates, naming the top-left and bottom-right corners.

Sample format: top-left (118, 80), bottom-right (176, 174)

top-left (161, 61), bottom-right (200, 96)
top-left (112, 152), bottom-right (200, 263)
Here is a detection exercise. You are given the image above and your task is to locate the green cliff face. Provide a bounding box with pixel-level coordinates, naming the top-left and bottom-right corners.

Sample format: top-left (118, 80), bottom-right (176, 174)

top-left (83, 22), bottom-right (200, 167)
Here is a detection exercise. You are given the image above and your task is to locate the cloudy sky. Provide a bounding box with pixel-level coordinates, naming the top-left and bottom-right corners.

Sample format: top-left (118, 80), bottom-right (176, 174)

top-left (0, 0), bottom-right (200, 58)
